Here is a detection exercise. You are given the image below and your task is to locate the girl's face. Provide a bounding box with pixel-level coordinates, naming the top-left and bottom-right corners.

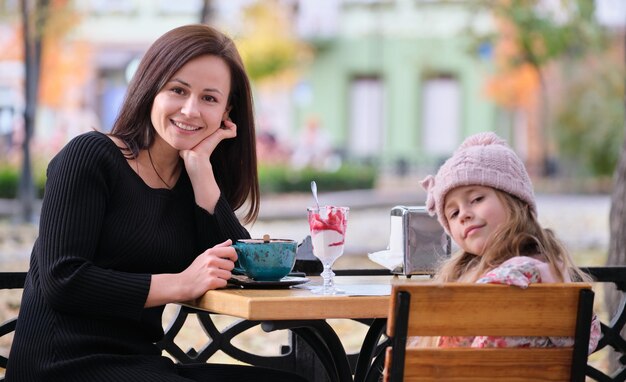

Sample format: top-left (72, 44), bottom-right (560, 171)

top-left (444, 185), bottom-right (509, 256)
top-left (150, 54), bottom-right (232, 152)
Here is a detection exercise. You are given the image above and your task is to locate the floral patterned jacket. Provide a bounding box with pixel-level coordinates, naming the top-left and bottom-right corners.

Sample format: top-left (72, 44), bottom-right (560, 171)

top-left (437, 256), bottom-right (601, 354)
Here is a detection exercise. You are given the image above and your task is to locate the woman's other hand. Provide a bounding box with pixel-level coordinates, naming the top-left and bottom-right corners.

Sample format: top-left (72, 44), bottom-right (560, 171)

top-left (146, 239), bottom-right (237, 307)
top-left (179, 239), bottom-right (237, 297)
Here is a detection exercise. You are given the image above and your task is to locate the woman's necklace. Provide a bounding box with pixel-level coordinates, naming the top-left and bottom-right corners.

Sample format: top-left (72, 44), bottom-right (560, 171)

top-left (147, 148), bottom-right (174, 189)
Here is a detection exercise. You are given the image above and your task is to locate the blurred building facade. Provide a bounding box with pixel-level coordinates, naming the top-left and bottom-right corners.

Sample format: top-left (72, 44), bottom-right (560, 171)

top-left (0, 0), bottom-right (500, 174)
top-left (0, 0), bottom-right (623, 180)
top-left (290, 0), bottom-right (499, 176)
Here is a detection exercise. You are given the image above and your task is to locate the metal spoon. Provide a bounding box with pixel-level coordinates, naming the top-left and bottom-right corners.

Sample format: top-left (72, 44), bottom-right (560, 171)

top-left (311, 181), bottom-right (320, 210)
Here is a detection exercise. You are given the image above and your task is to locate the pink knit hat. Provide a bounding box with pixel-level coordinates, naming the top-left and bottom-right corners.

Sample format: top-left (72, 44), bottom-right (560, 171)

top-left (420, 132), bottom-right (536, 234)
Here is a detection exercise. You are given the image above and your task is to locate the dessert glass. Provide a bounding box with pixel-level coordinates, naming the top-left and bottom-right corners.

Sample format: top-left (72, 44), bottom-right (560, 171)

top-left (307, 206), bottom-right (349, 295)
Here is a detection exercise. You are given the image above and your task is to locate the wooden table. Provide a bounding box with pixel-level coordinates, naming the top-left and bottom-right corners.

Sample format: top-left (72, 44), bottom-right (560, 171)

top-left (188, 275), bottom-right (404, 320)
top-left (184, 275), bottom-right (429, 382)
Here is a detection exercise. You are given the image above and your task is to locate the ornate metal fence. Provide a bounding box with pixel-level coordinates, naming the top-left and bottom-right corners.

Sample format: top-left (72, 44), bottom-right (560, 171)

top-left (1, 268), bottom-right (625, 382)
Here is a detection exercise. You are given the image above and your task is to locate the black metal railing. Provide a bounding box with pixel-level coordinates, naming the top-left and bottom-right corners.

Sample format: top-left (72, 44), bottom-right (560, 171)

top-left (581, 267), bottom-right (626, 381)
top-left (0, 272), bottom-right (27, 374)
top-left (1, 268), bottom-right (625, 382)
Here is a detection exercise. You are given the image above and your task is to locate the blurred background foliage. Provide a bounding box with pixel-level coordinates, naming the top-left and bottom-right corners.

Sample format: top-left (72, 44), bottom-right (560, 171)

top-left (467, 0), bottom-right (621, 183)
top-left (0, 161), bottom-right (376, 198)
top-left (258, 163), bottom-right (376, 194)
top-left (235, 1), bottom-right (312, 81)
top-left (0, 163), bottom-right (45, 199)
top-left (556, 49), bottom-right (624, 178)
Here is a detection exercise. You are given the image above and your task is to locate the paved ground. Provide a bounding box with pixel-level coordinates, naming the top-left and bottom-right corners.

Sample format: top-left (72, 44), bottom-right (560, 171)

top-left (0, 189), bottom-right (611, 267)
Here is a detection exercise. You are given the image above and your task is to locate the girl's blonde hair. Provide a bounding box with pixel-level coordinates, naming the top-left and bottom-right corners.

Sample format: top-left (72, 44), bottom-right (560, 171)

top-left (434, 189), bottom-right (589, 283)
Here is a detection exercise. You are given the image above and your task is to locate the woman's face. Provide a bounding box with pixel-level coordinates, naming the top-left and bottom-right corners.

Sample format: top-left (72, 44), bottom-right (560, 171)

top-left (444, 185), bottom-right (509, 256)
top-left (150, 54), bottom-right (232, 151)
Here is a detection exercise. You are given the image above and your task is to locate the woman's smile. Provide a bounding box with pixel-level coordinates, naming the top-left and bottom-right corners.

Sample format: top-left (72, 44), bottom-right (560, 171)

top-left (171, 119), bottom-right (202, 132)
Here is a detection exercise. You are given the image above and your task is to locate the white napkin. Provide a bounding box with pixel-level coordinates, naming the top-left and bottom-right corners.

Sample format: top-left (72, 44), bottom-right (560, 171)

top-left (301, 283), bottom-right (392, 296)
top-left (368, 250), bottom-right (403, 272)
top-left (368, 215), bottom-right (404, 271)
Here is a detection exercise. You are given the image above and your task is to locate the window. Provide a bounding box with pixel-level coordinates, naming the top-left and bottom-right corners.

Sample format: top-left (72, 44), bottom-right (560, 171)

top-left (349, 76), bottom-right (385, 158)
top-left (83, 0), bottom-right (137, 14)
top-left (157, 0), bottom-right (203, 14)
top-left (421, 75), bottom-right (461, 156)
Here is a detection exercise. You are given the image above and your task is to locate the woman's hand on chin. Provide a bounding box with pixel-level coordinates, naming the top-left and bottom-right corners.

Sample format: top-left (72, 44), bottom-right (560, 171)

top-left (179, 120), bottom-right (236, 173)
top-left (179, 119), bottom-right (237, 212)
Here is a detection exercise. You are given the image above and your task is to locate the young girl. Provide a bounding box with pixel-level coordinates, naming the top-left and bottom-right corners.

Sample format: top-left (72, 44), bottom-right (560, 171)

top-left (419, 132), bottom-right (601, 351)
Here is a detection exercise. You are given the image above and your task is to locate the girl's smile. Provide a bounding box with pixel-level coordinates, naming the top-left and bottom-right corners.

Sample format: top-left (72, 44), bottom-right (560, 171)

top-left (463, 224), bottom-right (484, 239)
top-left (444, 185), bottom-right (508, 256)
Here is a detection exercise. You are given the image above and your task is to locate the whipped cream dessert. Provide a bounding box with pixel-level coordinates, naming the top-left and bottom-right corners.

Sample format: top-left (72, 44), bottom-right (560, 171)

top-left (308, 206), bottom-right (347, 264)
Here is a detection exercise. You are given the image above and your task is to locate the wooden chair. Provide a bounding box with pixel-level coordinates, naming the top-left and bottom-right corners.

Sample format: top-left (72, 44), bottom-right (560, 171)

top-left (383, 282), bottom-right (595, 382)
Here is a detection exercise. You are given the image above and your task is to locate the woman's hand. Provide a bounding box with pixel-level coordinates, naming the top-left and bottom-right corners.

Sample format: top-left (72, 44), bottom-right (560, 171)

top-left (179, 119), bottom-right (237, 212)
top-left (178, 239), bottom-right (237, 298)
top-left (146, 239), bottom-right (237, 307)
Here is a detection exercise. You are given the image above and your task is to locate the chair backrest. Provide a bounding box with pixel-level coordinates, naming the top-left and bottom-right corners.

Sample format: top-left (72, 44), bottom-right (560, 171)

top-left (384, 282), bottom-right (594, 382)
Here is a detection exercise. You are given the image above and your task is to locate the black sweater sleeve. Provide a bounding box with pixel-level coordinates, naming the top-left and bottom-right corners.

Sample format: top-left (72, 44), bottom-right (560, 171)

top-left (36, 133), bottom-right (150, 321)
top-left (194, 195), bottom-right (251, 250)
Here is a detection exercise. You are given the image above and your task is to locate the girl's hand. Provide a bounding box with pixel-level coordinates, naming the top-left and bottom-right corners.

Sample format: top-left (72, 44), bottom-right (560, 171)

top-left (179, 119), bottom-right (237, 212)
top-left (178, 239), bottom-right (237, 300)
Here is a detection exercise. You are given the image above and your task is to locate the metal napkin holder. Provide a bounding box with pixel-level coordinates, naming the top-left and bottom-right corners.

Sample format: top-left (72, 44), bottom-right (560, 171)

top-left (389, 205), bottom-right (451, 276)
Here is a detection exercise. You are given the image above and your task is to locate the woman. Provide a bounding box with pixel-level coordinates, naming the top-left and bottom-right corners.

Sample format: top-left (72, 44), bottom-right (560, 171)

top-left (6, 24), bottom-right (307, 382)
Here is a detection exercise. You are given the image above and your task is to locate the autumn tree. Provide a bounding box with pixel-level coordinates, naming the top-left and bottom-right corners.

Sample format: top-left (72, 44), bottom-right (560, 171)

top-left (555, 44), bottom-right (624, 180)
top-left (12, 0), bottom-right (79, 222)
top-left (470, 0), bottom-right (606, 176)
top-left (604, 32), bottom-right (626, 373)
top-left (18, 0), bottom-right (50, 223)
top-left (199, 0), bottom-right (213, 24)
top-left (234, 0), bottom-right (311, 82)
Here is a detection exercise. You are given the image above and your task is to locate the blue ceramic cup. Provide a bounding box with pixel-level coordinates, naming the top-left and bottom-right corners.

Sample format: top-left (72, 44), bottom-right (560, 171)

top-left (232, 238), bottom-right (298, 281)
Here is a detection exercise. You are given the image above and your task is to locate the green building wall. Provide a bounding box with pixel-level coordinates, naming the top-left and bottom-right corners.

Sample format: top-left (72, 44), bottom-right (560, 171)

top-left (297, 17), bottom-right (497, 172)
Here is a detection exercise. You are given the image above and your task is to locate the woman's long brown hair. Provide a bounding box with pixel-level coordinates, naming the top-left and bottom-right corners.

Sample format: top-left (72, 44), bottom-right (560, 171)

top-left (110, 24), bottom-right (259, 224)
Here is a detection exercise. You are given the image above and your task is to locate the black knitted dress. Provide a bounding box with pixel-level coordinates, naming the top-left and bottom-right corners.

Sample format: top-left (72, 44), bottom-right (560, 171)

top-left (5, 131), bottom-right (268, 381)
